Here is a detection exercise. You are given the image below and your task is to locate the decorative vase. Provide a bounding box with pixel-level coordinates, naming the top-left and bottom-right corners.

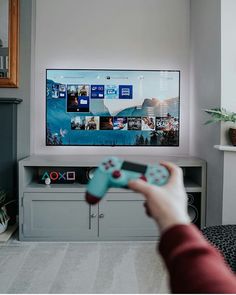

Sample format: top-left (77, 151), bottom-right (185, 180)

top-left (0, 206), bottom-right (9, 234)
top-left (0, 221), bottom-right (8, 234)
top-left (229, 128), bottom-right (236, 146)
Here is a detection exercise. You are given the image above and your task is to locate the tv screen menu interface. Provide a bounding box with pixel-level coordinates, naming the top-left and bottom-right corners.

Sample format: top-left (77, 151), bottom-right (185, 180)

top-left (46, 69), bottom-right (180, 146)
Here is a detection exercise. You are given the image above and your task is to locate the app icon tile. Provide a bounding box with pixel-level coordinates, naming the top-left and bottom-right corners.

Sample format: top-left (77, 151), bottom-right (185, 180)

top-left (105, 85), bottom-right (119, 99)
top-left (91, 85), bottom-right (105, 99)
top-left (119, 85), bottom-right (133, 99)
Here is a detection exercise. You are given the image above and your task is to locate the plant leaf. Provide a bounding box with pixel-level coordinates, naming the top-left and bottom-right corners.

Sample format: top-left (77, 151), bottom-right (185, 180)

top-left (0, 207), bottom-right (9, 225)
top-left (204, 107), bottom-right (236, 124)
top-left (204, 120), bottom-right (216, 125)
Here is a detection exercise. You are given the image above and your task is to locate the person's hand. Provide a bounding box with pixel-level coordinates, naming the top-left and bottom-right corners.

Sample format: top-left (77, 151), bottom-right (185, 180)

top-left (128, 162), bottom-right (190, 234)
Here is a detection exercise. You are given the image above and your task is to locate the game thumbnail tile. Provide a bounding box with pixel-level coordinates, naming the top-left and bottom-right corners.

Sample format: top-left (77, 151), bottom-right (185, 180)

top-left (113, 117), bottom-right (128, 130)
top-left (100, 116), bottom-right (114, 130)
top-left (67, 85), bottom-right (90, 112)
top-left (71, 116), bottom-right (86, 130)
top-left (85, 116), bottom-right (100, 130)
top-left (156, 116), bottom-right (179, 132)
top-left (128, 117), bottom-right (142, 130)
top-left (141, 116), bottom-right (155, 131)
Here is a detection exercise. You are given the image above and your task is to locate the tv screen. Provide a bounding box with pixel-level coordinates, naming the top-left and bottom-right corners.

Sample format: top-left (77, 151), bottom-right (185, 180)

top-left (46, 69), bottom-right (180, 146)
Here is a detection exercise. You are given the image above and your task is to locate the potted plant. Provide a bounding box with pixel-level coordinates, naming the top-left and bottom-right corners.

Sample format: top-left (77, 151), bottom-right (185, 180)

top-left (204, 108), bottom-right (236, 146)
top-left (0, 188), bottom-right (10, 234)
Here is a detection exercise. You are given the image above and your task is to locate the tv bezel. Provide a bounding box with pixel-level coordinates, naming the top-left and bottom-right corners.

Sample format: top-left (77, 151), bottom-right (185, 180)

top-left (45, 68), bottom-right (181, 147)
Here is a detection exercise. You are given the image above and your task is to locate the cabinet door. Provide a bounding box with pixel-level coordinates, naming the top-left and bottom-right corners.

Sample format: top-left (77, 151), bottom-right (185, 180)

top-left (22, 193), bottom-right (98, 241)
top-left (98, 193), bottom-right (158, 240)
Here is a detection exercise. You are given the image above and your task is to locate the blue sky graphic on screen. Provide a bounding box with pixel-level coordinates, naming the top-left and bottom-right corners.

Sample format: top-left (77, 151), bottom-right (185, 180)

top-left (46, 69), bottom-right (180, 146)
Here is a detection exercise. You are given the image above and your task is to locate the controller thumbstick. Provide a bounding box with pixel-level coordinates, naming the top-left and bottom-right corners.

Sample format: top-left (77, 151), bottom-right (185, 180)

top-left (139, 175), bottom-right (147, 182)
top-left (112, 170), bottom-right (121, 178)
top-left (85, 192), bottom-right (100, 205)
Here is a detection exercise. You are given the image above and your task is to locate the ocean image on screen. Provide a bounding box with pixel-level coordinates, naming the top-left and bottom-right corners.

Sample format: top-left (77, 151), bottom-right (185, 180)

top-left (46, 69), bottom-right (180, 146)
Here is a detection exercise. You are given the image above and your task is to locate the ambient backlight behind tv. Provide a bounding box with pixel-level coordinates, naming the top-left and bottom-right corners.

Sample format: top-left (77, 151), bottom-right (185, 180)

top-left (46, 69), bottom-right (180, 146)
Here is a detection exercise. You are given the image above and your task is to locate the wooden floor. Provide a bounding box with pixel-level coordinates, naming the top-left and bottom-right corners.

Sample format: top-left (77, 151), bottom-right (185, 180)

top-left (0, 233), bottom-right (170, 294)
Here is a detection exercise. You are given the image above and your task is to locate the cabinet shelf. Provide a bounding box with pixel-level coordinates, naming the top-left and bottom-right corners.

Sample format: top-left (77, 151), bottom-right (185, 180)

top-left (184, 178), bottom-right (203, 192)
top-left (24, 177), bottom-right (203, 194)
top-left (24, 182), bottom-right (134, 194)
top-left (25, 182), bottom-right (87, 193)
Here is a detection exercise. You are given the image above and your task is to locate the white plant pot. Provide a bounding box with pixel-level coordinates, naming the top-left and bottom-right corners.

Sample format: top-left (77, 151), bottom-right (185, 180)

top-left (0, 220), bottom-right (8, 234)
top-left (0, 206), bottom-right (9, 234)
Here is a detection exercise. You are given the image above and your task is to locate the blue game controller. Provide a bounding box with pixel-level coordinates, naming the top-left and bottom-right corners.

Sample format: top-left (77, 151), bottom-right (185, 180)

top-left (85, 157), bottom-right (169, 204)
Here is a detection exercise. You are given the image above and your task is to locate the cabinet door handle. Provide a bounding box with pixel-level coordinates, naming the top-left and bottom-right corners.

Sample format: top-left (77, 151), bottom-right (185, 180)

top-left (99, 213), bottom-right (104, 218)
top-left (90, 213), bottom-right (97, 218)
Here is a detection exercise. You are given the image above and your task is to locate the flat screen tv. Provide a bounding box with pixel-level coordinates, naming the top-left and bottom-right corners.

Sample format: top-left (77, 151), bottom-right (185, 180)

top-left (46, 69), bottom-right (180, 146)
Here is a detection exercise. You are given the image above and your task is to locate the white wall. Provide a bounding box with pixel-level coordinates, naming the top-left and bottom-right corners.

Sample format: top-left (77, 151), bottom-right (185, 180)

top-left (221, 0), bottom-right (236, 113)
top-left (190, 0), bottom-right (223, 225)
top-left (31, 0), bottom-right (190, 155)
top-left (220, 0), bottom-right (236, 145)
top-left (221, 0), bottom-right (236, 224)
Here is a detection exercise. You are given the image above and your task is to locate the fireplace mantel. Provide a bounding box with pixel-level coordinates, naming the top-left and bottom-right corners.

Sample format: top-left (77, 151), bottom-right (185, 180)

top-left (214, 145), bottom-right (236, 152)
top-left (0, 98), bottom-right (22, 224)
top-left (0, 98), bottom-right (22, 104)
top-left (214, 145), bottom-right (236, 224)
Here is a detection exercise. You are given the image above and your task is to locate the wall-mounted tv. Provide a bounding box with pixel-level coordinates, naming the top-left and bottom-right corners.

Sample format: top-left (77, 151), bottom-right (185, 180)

top-left (46, 69), bottom-right (180, 146)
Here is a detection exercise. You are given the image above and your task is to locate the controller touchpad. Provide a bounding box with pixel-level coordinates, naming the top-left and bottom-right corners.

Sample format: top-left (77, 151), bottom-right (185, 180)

top-left (121, 161), bottom-right (147, 174)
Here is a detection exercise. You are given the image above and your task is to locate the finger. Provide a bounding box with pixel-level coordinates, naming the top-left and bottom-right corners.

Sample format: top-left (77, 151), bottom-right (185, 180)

top-left (128, 179), bottom-right (156, 197)
top-left (160, 161), bottom-right (182, 176)
top-left (143, 201), bottom-right (152, 217)
top-left (159, 161), bottom-right (183, 185)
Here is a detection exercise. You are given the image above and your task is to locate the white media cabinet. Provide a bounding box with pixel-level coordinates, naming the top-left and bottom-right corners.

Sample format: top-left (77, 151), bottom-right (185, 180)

top-left (18, 155), bottom-right (206, 241)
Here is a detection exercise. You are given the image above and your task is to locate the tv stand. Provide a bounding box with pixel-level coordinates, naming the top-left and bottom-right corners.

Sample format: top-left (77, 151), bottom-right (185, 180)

top-left (18, 155), bottom-right (206, 241)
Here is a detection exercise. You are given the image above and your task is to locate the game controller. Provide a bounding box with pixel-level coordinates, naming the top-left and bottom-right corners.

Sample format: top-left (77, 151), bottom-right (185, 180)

top-left (85, 156), bottom-right (169, 205)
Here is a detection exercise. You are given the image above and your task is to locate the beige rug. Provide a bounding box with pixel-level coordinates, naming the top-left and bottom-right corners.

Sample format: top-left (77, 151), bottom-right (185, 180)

top-left (0, 238), bottom-right (170, 293)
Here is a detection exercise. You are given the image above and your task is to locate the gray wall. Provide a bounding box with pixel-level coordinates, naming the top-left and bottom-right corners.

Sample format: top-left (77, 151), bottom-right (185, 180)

top-left (0, 0), bottom-right (32, 160)
top-left (190, 0), bottom-right (223, 225)
top-left (32, 0), bottom-right (190, 156)
top-left (0, 0), bottom-right (225, 225)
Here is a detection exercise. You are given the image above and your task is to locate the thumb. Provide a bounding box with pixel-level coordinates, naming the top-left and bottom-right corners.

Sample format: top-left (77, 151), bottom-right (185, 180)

top-left (128, 179), bottom-right (154, 197)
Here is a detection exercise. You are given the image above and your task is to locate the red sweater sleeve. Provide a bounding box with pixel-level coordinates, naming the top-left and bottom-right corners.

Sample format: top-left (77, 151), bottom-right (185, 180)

top-left (159, 224), bottom-right (236, 294)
